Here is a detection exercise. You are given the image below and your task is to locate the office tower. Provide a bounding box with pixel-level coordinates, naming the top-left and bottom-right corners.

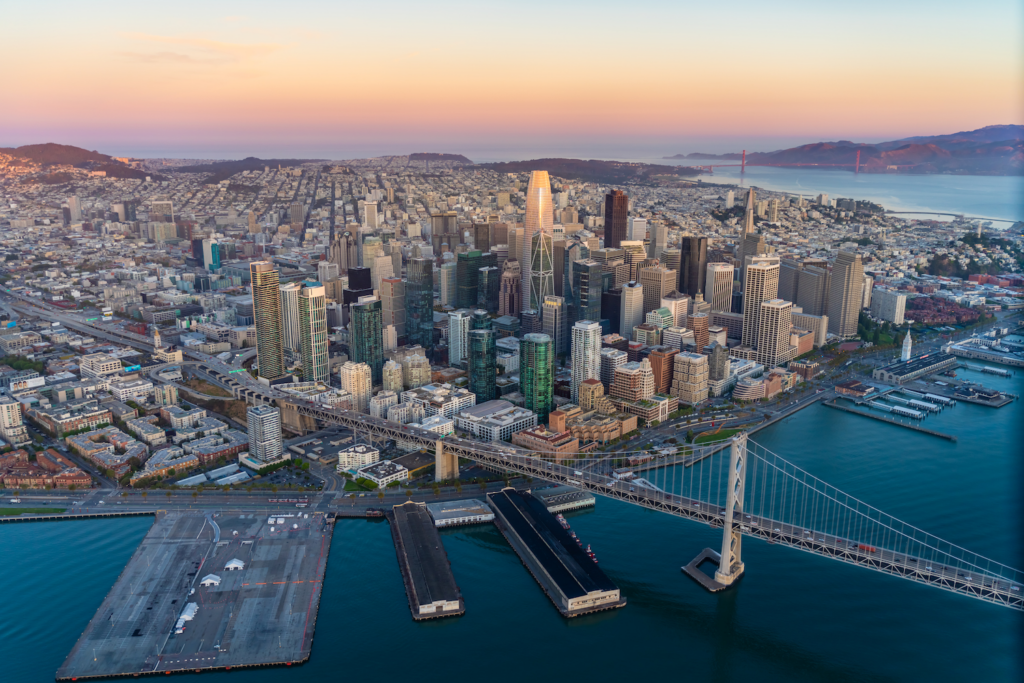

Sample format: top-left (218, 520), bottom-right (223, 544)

top-left (572, 259), bottom-right (603, 326)
top-left (628, 217), bottom-right (647, 242)
top-left (725, 190), bottom-right (735, 210)
top-left (250, 262), bottom-right (285, 381)
top-left (439, 261), bottom-right (457, 307)
top-left (247, 405), bottom-right (283, 463)
top-left (383, 359), bottom-right (404, 394)
top-left (660, 290), bottom-right (690, 327)
top-left (620, 282), bottom-right (644, 339)
top-left (660, 248), bottom-right (681, 275)
top-left (473, 223), bottom-right (490, 253)
top-left (650, 222), bottom-right (668, 260)
top-left (552, 239), bottom-right (567, 297)
top-left (600, 347), bottom-right (627, 389)
top-left (279, 282), bottom-right (302, 354)
top-left (779, 259), bottom-right (802, 303)
top-left (661, 326), bottom-right (692, 350)
top-left (468, 329), bottom-right (497, 402)
top-left (604, 190), bottom-right (629, 249)
top-left (529, 231), bottom-right (555, 312)
top-left (679, 236), bottom-right (708, 297)
top-left (620, 240), bottom-right (647, 280)
top-left (299, 282), bottom-right (329, 384)
top-left (611, 359), bottom-right (655, 403)
top-left (741, 257), bottom-right (780, 350)
top-left (742, 188), bottom-right (755, 234)
top-left (520, 333), bottom-right (554, 424)
top-left (151, 199), bottom-right (173, 223)
top-left (508, 227), bottom-right (523, 269)
top-left (339, 361), bottom-right (373, 413)
top-left (639, 265), bottom-right (675, 314)
top-left (457, 250), bottom-right (482, 308)
top-left (380, 278), bottom-right (407, 338)
top-left (796, 265), bottom-right (830, 317)
top-left (521, 309), bottom-right (542, 335)
top-left (471, 309), bottom-right (492, 330)
top-left (364, 202), bottom-right (378, 229)
top-left (248, 211), bottom-right (258, 234)
top-left (448, 309), bottom-right (471, 365)
top-left (687, 312), bottom-right (709, 350)
top-left (579, 379), bottom-right (604, 412)
top-left (740, 232), bottom-right (769, 282)
top-left (499, 259), bottom-right (522, 316)
top-left (523, 171), bottom-right (553, 311)
top-left (405, 258), bottom-right (434, 348)
top-left (827, 251), bottom-right (864, 338)
top-left (647, 346), bottom-right (679, 395)
top-left (478, 266), bottom-right (501, 312)
top-left (542, 295), bottom-right (568, 355)
top-left (350, 299), bottom-right (384, 384)
top-left (318, 261), bottom-right (340, 284)
top-left (757, 299), bottom-right (793, 367)
top-left (362, 236), bottom-right (383, 281)
top-left (670, 352), bottom-right (709, 406)
top-left (68, 195), bottom-right (82, 222)
top-left (705, 263), bottom-right (734, 312)
top-left (289, 203), bottom-right (304, 231)
top-left (768, 198), bottom-right (780, 222)
top-left (201, 239), bottom-right (219, 272)
top-left (571, 320), bottom-right (602, 403)
top-left (870, 289), bottom-right (906, 325)
top-left (601, 287), bottom-right (622, 334)
top-left (708, 343), bottom-right (730, 381)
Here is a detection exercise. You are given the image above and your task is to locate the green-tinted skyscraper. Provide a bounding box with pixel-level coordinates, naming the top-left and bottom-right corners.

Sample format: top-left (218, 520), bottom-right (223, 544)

top-left (478, 266), bottom-right (501, 312)
top-left (457, 250), bottom-right (482, 309)
top-left (406, 257), bottom-right (434, 349)
top-left (350, 299), bottom-right (383, 384)
top-left (471, 309), bottom-right (492, 330)
top-left (520, 332), bottom-right (554, 424)
top-left (467, 329), bottom-right (497, 402)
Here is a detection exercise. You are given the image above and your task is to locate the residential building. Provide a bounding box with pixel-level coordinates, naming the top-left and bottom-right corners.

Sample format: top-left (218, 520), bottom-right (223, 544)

top-left (520, 333), bottom-right (554, 424)
top-left (456, 400), bottom-right (538, 442)
top-left (671, 352), bottom-right (709, 405)
top-left (250, 261), bottom-right (285, 380)
top-left (570, 320), bottom-right (602, 404)
top-left (299, 282), bottom-right (329, 384)
top-left (338, 361), bottom-right (373, 412)
top-left (350, 298), bottom-right (384, 384)
top-left (247, 405), bottom-right (283, 464)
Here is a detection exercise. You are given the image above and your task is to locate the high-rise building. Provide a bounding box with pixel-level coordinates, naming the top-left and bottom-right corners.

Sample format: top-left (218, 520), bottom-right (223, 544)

top-left (705, 262), bottom-right (734, 313)
top-left (827, 251), bottom-right (864, 338)
top-left (660, 291), bottom-right (690, 327)
top-left (741, 257), bottom-right (780, 350)
top-left (318, 261), bottom-right (340, 284)
top-left (520, 333), bottom-right (554, 424)
top-left (338, 361), bottom-right (373, 413)
top-left (478, 266), bottom-right (501, 312)
top-left (529, 231), bottom-right (555, 311)
top-left (457, 250), bottom-right (482, 308)
top-left (289, 202), bottom-right (304, 231)
top-left (670, 352), bottom-right (709, 406)
top-left (473, 222), bottom-right (490, 253)
top-left (725, 190), bottom-right (735, 210)
top-left (406, 258), bottom-right (434, 348)
top-left (542, 295), bottom-right (568, 355)
top-left (523, 171), bottom-right (553, 311)
top-left (619, 281), bottom-right (644, 339)
top-left (604, 190), bottom-right (629, 249)
top-left (248, 210), bottom-right (259, 234)
top-left (757, 299), bottom-right (794, 367)
top-left (279, 282), bottom-right (302, 355)
top-left (650, 222), bottom-right (668, 260)
top-left (247, 405), bottom-right (283, 463)
top-left (579, 378), bottom-right (605, 412)
top-left (499, 259), bottom-right (522, 317)
top-left (796, 265), bottom-right (831, 317)
top-left (448, 309), bottom-right (471, 365)
top-left (152, 199), bottom-right (174, 223)
top-left (202, 239), bottom-right (220, 272)
top-left (870, 288), bottom-right (906, 325)
top-left (379, 278), bottom-right (407, 339)
top-left (687, 312), bottom-right (709, 350)
top-left (610, 359), bottom-right (655, 403)
top-left (742, 188), bottom-right (755, 235)
top-left (679, 236), bottom-right (708, 298)
top-left (350, 299), bottom-right (384, 384)
top-left (467, 329), bottom-right (497, 402)
top-left (572, 259), bottom-right (602, 325)
top-left (600, 347), bottom-right (627, 389)
top-left (639, 265), bottom-right (676, 315)
top-left (708, 343), bottom-right (730, 381)
top-left (68, 195), bottom-right (82, 222)
top-left (298, 282), bottom-right (329, 384)
top-left (383, 359), bottom-right (404, 394)
top-left (250, 261), bottom-right (285, 381)
top-left (647, 345), bottom-right (679, 395)
top-left (570, 320), bottom-right (602, 403)
top-left (438, 261), bottom-right (457, 307)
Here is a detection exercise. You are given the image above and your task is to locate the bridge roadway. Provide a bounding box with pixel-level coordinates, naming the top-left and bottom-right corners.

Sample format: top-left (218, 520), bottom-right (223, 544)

top-left (8, 293), bottom-right (1023, 609)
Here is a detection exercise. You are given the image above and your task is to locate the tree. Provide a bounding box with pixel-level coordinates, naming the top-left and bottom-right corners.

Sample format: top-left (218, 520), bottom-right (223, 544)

top-left (377, 490), bottom-right (384, 502)
top-left (478, 477), bottom-right (487, 493)
top-left (166, 491), bottom-right (172, 502)
top-left (405, 489), bottom-right (413, 500)
top-left (191, 490), bottom-right (197, 502)
top-left (349, 493), bottom-right (356, 507)
top-left (141, 491), bottom-right (148, 502)
top-left (432, 485), bottom-right (441, 498)
top-left (686, 429), bottom-right (695, 443)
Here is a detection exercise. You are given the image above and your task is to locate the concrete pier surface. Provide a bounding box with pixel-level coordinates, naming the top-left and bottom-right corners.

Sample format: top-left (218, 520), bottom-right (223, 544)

top-left (57, 510), bottom-right (333, 680)
top-left (388, 501), bottom-right (464, 620)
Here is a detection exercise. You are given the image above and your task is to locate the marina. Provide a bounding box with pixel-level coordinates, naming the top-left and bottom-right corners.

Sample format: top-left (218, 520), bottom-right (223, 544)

top-left (56, 511), bottom-right (333, 680)
top-left (387, 501), bottom-right (465, 620)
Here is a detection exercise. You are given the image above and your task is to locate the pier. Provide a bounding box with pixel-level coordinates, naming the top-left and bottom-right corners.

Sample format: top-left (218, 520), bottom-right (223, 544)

top-left (388, 501), bottom-right (464, 620)
top-left (488, 488), bottom-right (625, 618)
top-left (823, 400), bottom-right (957, 441)
top-left (56, 510), bottom-right (333, 680)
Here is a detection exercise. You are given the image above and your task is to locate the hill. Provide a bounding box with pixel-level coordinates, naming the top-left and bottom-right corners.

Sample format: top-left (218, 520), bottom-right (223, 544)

top-left (409, 152), bottom-right (473, 164)
top-left (480, 158), bottom-right (699, 185)
top-left (0, 143), bottom-right (112, 166)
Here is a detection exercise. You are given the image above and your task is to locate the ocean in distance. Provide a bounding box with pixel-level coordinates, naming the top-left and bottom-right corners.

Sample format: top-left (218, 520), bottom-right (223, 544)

top-left (2, 366), bottom-right (1021, 682)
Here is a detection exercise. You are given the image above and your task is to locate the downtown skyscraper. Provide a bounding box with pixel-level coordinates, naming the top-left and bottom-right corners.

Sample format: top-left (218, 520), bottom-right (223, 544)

top-left (298, 281), bottom-right (329, 384)
top-left (467, 329), bottom-right (497, 402)
top-left (570, 320), bottom-right (602, 404)
top-left (250, 261), bottom-right (285, 381)
top-left (680, 236), bottom-right (708, 297)
top-left (827, 251), bottom-right (864, 338)
top-left (604, 190), bottom-right (629, 249)
top-left (520, 333), bottom-right (554, 424)
top-left (350, 298), bottom-right (384, 384)
top-left (522, 170), bottom-right (553, 311)
top-left (406, 257), bottom-right (434, 348)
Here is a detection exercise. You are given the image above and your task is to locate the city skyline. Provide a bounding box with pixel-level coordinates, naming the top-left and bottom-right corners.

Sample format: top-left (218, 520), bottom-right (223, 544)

top-left (3, 2), bottom-right (1021, 156)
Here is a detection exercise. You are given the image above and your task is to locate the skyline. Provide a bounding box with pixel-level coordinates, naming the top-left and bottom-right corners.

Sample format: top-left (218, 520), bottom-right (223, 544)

top-left (4, 0), bottom-right (1023, 157)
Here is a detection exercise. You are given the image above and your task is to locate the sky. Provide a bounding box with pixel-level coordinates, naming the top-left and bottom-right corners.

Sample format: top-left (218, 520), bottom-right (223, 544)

top-left (3, 0), bottom-right (1023, 159)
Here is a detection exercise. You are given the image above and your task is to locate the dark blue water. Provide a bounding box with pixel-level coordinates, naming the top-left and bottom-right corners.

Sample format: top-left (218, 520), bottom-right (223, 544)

top-left (3, 366), bottom-right (1021, 682)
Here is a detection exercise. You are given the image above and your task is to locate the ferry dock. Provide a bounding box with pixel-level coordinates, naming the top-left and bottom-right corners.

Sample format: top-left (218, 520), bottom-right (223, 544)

top-left (56, 510), bottom-right (333, 680)
top-left (387, 501), bottom-right (465, 620)
top-left (487, 487), bottom-right (625, 618)
top-left (822, 400), bottom-right (957, 441)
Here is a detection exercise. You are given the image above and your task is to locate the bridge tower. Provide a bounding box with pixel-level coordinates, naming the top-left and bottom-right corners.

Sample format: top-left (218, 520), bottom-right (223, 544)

top-left (435, 440), bottom-right (459, 482)
top-left (855, 149), bottom-right (861, 174)
top-left (740, 150), bottom-right (746, 174)
top-left (714, 434), bottom-right (747, 586)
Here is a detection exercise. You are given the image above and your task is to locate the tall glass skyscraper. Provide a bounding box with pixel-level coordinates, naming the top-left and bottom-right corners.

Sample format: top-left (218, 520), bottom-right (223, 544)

top-left (350, 299), bottom-right (384, 384)
top-left (604, 190), bottom-right (629, 249)
top-left (522, 170), bottom-right (553, 311)
top-left (298, 281), bottom-right (329, 384)
top-left (471, 309), bottom-right (492, 330)
top-left (478, 266), bottom-right (500, 312)
top-left (250, 261), bottom-right (285, 381)
top-left (457, 250), bottom-right (482, 308)
top-left (520, 332), bottom-right (553, 424)
top-left (406, 257), bottom-right (434, 348)
top-left (573, 259), bottom-right (603, 327)
top-left (530, 232), bottom-right (554, 311)
top-left (467, 329), bottom-right (497, 402)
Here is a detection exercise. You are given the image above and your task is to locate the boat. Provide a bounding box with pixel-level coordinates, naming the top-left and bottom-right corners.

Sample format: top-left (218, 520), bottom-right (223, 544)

top-left (556, 514), bottom-right (570, 530)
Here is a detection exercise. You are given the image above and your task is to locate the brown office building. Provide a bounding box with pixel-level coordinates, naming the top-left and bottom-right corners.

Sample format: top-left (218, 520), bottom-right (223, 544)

top-left (604, 190), bottom-right (629, 249)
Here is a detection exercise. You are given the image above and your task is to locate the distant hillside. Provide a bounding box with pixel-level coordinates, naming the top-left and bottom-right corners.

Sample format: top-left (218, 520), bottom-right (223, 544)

top-left (173, 157), bottom-right (324, 184)
top-left (480, 158), bottom-right (700, 185)
top-left (663, 126), bottom-right (1024, 175)
top-left (0, 143), bottom-right (112, 166)
top-left (409, 152), bottom-right (473, 164)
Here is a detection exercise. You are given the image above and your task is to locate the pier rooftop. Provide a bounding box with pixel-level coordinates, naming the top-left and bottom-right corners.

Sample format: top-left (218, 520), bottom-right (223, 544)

top-left (57, 510), bottom-right (333, 680)
top-left (488, 488), bottom-right (624, 617)
top-left (425, 498), bottom-right (495, 527)
top-left (389, 501), bottom-right (464, 619)
top-left (531, 485), bottom-right (596, 513)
